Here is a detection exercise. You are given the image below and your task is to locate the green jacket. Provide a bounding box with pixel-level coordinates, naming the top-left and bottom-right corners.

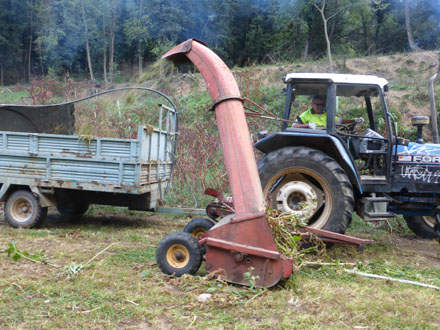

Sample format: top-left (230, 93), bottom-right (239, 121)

top-left (297, 108), bottom-right (327, 127)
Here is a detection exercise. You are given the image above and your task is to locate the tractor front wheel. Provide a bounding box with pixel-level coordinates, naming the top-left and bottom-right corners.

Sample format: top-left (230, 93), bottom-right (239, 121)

top-left (403, 215), bottom-right (437, 239)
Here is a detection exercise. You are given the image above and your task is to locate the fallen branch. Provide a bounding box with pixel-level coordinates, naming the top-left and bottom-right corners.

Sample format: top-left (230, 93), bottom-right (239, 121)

top-left (82, 243), bottom-right (116, 268)
top-left (67, 243), bottom-right (117, 276)
top-left (344, 269), bottom-right (440, 291)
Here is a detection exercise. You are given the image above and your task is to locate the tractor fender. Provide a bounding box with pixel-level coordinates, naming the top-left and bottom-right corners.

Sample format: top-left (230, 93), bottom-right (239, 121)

top-left (254, 131), bottom-right (362, 194)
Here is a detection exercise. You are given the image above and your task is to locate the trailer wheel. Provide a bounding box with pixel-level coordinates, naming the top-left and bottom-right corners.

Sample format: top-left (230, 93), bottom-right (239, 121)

top-left (403, 215), bottom-right (437, 239)
top-left (183, 218), bottom-right (215, 239)
top-left (156, 232), bottom-right (202, 276)
top-left (258, 146), bottom-right (354, 234)
top-left (5, 190), bottom-right (48, 228)
top-left (57, 201), bottom-right (90, 217)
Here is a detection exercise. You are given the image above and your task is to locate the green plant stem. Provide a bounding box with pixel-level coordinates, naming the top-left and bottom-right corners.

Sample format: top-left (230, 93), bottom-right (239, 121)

top-left (15, 250), bottom-right (61, 268)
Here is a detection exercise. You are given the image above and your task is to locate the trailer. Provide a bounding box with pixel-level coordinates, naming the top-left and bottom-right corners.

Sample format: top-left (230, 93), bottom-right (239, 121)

top-left (0, 88), bottom-right (177, 228)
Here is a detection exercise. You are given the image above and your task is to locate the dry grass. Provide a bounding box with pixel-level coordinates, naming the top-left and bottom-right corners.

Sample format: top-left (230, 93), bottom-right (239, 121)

top-left (1, 207), bottom-right (440, 329)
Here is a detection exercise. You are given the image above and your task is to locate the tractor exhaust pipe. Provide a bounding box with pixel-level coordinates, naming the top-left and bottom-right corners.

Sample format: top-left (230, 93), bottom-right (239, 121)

top-left (163, 39), bottom-right (292, 287)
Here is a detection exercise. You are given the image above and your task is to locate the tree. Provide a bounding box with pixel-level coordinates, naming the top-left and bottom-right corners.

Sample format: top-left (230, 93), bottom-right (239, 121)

top-left (81, 0), bottom-right (94, 81)
top-left (314, 0), bottom-right (340, 71)
top-left (0, 0), bottom-right (30, 84)
top-left (108, 0), bottom-right (118, 84)
top-left (123, 0), bottom-right (149, 77)
top-left (404, 0), bottom-right (421, 51)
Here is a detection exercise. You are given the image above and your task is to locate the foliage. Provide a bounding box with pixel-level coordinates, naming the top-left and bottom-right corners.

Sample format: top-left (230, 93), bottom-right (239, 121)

top-left (15, 76), bottom-right (92, 104)
top-left (4, 240), bottom-right (47, 263)
top-left (1, 0), bottom-right (440, 84)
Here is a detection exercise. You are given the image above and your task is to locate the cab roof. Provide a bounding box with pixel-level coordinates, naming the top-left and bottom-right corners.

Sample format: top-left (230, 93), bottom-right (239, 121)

top-left (284, 73), bottom-right (389, 97)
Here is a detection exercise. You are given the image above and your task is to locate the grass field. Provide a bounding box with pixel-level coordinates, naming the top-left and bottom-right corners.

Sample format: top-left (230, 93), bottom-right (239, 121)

top-left (1, 207), bottom-right (440, 329)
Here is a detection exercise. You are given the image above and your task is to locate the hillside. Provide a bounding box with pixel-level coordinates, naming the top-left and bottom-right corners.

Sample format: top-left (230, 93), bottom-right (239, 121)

top-left (154, 50), bottom-right (440, 134)
top-left (1, 50), bottom-right (439, 207)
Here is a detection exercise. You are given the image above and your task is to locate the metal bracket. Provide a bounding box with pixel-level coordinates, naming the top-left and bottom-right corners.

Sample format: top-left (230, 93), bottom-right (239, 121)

top-left (210, 95), bottom-right (243, 111)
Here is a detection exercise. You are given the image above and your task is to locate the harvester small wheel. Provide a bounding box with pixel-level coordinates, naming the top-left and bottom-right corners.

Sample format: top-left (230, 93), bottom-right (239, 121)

top-left (156, 232), bottom-right (202, 276)
top-left (183, 218), bottom-right (215, 239)
top-left (403, 215), bottom-right (437, 239)
top-left (57, 200), bottom-right (90, 217)
top-left (5, 190), bottom-right (48, 228)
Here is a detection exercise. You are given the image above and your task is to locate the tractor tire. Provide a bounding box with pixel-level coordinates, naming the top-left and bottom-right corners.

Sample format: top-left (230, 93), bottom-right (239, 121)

top-left (57, 200), bottom-right (90, 217)
top-left (183, 218), bottom-right (215, 239)
top-left (156, 232), bottom-right (203, 276)
top-left (5, 190), bottom-right (48, 228)
top-left (258, 146), bottom-right (354, 234)
top-left (403, 215), bottom-right (437, 239)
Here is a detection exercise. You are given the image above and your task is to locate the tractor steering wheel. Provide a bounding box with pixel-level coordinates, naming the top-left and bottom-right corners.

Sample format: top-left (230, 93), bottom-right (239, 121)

top-left (336, 118), bottom-right (363, 134)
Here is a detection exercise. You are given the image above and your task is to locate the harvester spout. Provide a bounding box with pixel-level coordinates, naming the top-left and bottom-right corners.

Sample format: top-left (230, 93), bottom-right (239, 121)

top-left (163, 39), bottom-right (292, 287)
top-left (163, 39), bottom-right (264, 217)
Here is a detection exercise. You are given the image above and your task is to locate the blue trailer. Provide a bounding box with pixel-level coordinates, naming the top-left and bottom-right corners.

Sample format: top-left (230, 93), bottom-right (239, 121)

top-left (0, 88), bottom-right (177, 228)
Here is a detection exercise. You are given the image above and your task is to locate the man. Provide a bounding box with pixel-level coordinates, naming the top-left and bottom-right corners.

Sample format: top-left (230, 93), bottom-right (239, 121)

top-left (292, 95), bottom-right (356, 129)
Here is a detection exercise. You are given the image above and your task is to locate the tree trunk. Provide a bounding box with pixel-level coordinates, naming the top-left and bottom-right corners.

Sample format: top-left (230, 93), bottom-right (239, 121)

top-left (303, 38), bottom-right (309, 60)
top-left (138, 0), bottom-right (143, 77)
top-left (109, 0), bottom-right (117, 84)
top-left (27, 0), bottom-right (34, 82)
top-left (361, 12), bottom-right (371, 55)
top-left (103, 46), bottom-right (107, 86)
top-left (405, 0), bottom-right (420, 51)
top-left (81, 0), bottom-right (94, 81)
top-left (0, 62), bottom-right (3, 86)
top-left (315, 0), bottom-right (333, 72)
top-left (102, 11), bottom-right (108, 86)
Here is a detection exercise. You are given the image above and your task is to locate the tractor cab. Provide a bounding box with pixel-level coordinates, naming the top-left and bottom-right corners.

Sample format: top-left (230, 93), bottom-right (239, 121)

top-left (277, 73), bottom-right (401, 187)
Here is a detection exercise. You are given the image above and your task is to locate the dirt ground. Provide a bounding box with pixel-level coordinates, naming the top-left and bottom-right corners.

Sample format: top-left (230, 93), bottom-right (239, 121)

top-left (1, 207), bottom-right (440, 329)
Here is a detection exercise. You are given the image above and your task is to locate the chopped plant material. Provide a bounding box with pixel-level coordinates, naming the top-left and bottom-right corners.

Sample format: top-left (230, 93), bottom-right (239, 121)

top-left (266, 209), bottom-right (325, 262)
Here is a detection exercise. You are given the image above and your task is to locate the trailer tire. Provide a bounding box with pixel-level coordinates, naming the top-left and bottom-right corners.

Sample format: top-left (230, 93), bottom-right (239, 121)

top-left (258, 146), bottom-right (354, 234)
top-left (57, 201), bottom-right (90, 217)
top-left (5, 190), bottom-right (48, 228)
top-left (403, 215), bottom-right (437, 239)
top-left (156, 232), bottom-right (202, 276)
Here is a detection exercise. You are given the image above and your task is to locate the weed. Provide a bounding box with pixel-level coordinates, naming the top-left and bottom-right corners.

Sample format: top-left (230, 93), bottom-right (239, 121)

top-left (4, 240), bottom-right (48, 264)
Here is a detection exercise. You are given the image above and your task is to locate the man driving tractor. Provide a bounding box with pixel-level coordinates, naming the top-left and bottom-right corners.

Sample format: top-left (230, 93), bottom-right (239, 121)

top-left (292, 95), bottom-right (360, 129)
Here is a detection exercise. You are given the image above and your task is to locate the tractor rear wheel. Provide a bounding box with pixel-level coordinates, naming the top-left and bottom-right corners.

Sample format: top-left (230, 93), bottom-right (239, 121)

top-left (156, 232), bottom-right (202, 276)
top-left (403, 215), bottom-right (437, 239)
top-left (258, 146), bottom-right (354, 234)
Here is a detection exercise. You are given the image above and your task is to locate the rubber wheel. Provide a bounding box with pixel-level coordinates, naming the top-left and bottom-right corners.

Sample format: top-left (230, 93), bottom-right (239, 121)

top-left (403, 215), bottom-right (437, 239)
top-left (258, 146), bottom-right (354, 234)
top-left (57, 200), bottom-right (90, 217)
top-left (156, 232), bottom-right (203, 276)
top-left (183, 218), bottom-right (215, 239)
top-left (5, 190), bottom-right (48, 228)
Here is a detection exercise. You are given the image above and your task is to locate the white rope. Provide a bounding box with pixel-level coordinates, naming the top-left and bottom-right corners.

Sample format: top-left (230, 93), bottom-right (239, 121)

top-left (344, 269), bottom-right (440, 291)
